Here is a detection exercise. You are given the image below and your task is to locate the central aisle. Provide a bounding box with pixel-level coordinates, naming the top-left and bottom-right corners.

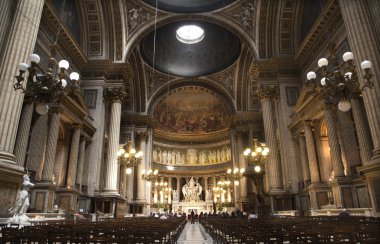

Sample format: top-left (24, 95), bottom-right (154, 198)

top-left (177, 222), bottom-right (214, 244)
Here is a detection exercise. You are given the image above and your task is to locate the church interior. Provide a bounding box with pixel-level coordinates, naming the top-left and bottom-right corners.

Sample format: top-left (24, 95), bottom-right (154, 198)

top-left (0, 0), bottom-right (380, 242)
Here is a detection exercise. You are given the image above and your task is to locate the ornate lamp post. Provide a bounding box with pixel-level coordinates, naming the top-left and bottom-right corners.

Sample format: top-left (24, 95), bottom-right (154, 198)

top-left (227, 167), bottom-right (245, 186)
top-left (243, 139), bottom-right (269, 174)
top-left (305, 45), bottom-right (374, 112)
top-left (14, 46), bottom-right (80, 114)
top-left (243, 139), bottom-right (270, 215)
top-left (117, 142), bottom-right (143, 173)
top-left (117, 141), bottom-right (143, 216)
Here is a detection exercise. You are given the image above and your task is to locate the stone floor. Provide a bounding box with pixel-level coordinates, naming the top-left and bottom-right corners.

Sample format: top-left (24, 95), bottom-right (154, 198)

top-left (177, 222), bottom-right (214, 244)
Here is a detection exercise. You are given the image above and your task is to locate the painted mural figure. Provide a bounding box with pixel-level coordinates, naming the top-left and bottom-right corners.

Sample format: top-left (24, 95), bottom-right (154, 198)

top-left (8, 174), bottom-right (34, 223)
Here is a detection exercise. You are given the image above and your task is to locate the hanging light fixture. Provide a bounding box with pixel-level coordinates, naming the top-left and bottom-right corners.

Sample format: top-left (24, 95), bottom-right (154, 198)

top-left (305, 44), bottom-right (374, 112)
top-left (14, 49), bottom-right (80, 115)
top-left (117, 141), bottom-right (143, 173)
top-left (243, 139), bottom-right (269, 173)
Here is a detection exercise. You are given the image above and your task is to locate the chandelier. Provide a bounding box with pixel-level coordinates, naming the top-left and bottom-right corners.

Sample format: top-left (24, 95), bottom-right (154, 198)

top-left (117, 142), bottom-right (143, 173)
top-left (306, 45), bottom-right (374, 112)
top-left (14, 45), bottom-right (80, 114)
top-left (142, 169), bottom-right (159, 181)
top-left (227, 167), bottom-right (245, 186)
top-left (243, 139), bottom-right (269, 173)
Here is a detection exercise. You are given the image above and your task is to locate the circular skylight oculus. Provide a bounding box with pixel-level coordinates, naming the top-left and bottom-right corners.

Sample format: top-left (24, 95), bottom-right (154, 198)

top-left (176, 25), bottom-right (205, 44)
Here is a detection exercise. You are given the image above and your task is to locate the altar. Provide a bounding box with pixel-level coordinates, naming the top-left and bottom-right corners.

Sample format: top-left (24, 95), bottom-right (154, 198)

top-left (172, 177), bottom-right (214, 214)
top-left (172, 200), bottom-right (214, 214)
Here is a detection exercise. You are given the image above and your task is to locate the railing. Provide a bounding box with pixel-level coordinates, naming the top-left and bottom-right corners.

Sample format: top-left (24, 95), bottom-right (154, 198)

top-left (310, 208), bottom-right (374, 217)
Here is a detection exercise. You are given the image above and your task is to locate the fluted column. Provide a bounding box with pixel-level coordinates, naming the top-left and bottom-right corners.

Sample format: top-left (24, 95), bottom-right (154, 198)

top-left (351, 98), bottom-right (373, 164)
top-left (304, 123), bottom-right (321, 183)
top-left (41, 108), bottom-right (61, 182)
top-left (0, 0), bottom-right (44, 164)
top-left (176, 177), bottom-right (180, 201)
top-left (14, 102), bottom-right (34, 166)
top-left (102, 88), bottom-right (125, 195)
top-left (168, 177), bottom-right (172, 203)
top-left (323, 106), bottom-right (345, 177)
top-left (339, 0), bottom-right (380, 159)
top-left (75, 137), bottom-right (86, 190)
top-left (213, 177), bottom-right (217, 203)
top-left (204, 177), bottom-right (208, 201)
top-left (66, 125), bottom-right (81, 187)
top-left (298, 134), bottom-right (311, 183)
top-left (258, 86), bottom-right (283, 193)
top-left (137, 132), bottom-right (148, 201)
top-left (236, 132), bottom-right (247, 201)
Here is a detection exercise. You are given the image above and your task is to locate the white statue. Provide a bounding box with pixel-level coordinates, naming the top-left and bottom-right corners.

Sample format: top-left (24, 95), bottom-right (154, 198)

top-left (8, 174), bottom-right (34, 223)
top-left (172, 189), bottom-right (178, 201)
top-left (153, 149), bottom-right (158, 162)
top-left (182, 177), bottom-right (202, 202)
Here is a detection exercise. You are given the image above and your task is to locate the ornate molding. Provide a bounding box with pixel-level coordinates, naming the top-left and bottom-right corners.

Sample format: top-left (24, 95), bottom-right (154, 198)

top-left (257, 85), bottom-right (279, 99)
top-left (103, 87), bottom-right (126, 103)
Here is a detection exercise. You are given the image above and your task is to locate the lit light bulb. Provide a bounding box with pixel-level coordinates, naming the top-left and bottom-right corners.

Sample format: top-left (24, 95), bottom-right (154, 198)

top-left (361, 60), bottom-right (372, 70)
top-left (69, 72), bottom-right (80, 81)
top-left (130, 148), bottom-right (136, 155)
top-left (29, 54), bottom-right (41, 64)
top-left (307, 71), bottom-right (316, 80)
top-left (58, 60), bottom-right (69, 69)
top-left (227, 168), bottom-right (232, 174)
top-left (254, 165), bottom-right (261, 173)
top-left (342, 52), bottom-right (353, 62)
top-left (19, 63), bottom-right (29, 71)
top-left (126, 168), bottom-right (132, 174)
top-left (320, 77), bottom-right (326, 86)
top-left (318, 58), bottom-right (328, 67)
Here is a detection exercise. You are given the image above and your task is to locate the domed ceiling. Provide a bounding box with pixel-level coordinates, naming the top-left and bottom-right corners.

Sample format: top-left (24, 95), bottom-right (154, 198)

top-left (140, 20), bottom-right (241, 77)
top-left (153, 87), bottom-right (230, 135)
top-left (143, 0), bottom-right (235, 13)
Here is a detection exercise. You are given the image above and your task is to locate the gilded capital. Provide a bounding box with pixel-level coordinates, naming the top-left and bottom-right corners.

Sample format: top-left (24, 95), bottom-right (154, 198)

top-left (257, 85), bottom-right (279, 99)
top-left (103, 87), bottom-right (126, 103)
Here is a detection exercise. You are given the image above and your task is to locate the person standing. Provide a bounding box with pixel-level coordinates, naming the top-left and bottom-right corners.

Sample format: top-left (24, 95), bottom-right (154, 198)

top-left (191, 209), bottom-right (195, 224)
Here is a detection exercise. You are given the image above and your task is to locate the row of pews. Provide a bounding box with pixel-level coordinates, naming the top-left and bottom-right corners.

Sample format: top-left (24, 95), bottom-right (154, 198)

top-left (201, 216), bottom-right (380, 243)
top-left (0, 217), bottom-right (186, 243)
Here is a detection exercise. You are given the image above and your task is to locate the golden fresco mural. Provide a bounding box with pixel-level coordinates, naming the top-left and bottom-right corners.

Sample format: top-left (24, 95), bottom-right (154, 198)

top-left (154, 89), bottom-right (229, 134)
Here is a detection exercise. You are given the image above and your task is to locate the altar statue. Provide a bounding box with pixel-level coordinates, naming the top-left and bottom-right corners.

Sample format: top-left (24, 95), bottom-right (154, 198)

top-left (172, 189), bottom-right (178, 201)
top-left (182, 177), bottom-right (202, 202)
top-left (8, 174), bottom-right (34, 223)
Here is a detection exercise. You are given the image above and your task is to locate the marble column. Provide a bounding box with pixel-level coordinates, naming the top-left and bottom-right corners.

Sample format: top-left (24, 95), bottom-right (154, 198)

top-left (304, 122), bottom-right (321, 183)
top-left (41, 108), bottom-right (61, 182)
top-left (102, 88), bottom-right (125, 195)
top-left (127, 170), bottom-right (134, 203)
top-left (176, 177), bottom-right (180, 201)
top-left (168, 177), bottom-right (172, 204)
top-left (0, 0), bottom-right (44, 165)
top-left (82, 79), bottom-right (106, 196)
top-left (66, 125), bottom-right (81, 187)
top-left (213, 177), bottom-right (217, 203)
top-left (137, 132), bottom-right (148, 201)
top-left (236, 132), bottom-right (247, 201)
top-left (299, 134), bottom-right (311, 183)
top-left (339, 0), bottom-right (380, 159)
top-left (75, 137), bottom-right (86, 190)
top-left (14, 102), bottom-right (34, 167)
top-left (259, 87), bottom-right (283, 193)
top-left (351, 98), bottom-right (373, 164)
top-left (204, 177), bottom-right (209, 201)
top-left (323, 106), bottom-right (345, 177)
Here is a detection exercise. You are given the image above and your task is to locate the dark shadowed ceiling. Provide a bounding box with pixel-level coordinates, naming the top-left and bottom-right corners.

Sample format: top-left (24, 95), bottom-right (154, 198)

top-left (140, 20), bottom-right (241, 77)
top-left (143, 0), bottom-right (235, 13)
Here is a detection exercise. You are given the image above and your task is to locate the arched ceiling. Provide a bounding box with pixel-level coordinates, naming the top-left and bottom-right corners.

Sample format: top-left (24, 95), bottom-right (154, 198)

top-left (142, 0), bottom-right (235, 13)
top-left (140, 20), bottom-right (241, 77)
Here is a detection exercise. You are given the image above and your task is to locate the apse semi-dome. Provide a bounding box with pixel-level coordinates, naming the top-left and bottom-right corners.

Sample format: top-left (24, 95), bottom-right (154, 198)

top-left (141, 20), bottom-right (241, 77)
top-left (143, 0), bottom-right (235, 13)
top-left (153, 88), bottom-right (230, 135)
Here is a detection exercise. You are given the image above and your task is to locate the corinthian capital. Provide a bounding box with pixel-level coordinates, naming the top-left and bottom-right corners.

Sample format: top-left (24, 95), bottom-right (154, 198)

top-left (103, 87), bottom-right (126, 103)
top-left (257, 85), bottom-right (279, 99)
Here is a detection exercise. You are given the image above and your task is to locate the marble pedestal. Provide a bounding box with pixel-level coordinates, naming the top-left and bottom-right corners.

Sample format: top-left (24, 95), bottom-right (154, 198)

top-left (0, 161), bottom-right (24, 216)
top-left (307, 183), bottom-right (331, 210)
top-left (30, 182), bottom-right (56, 213)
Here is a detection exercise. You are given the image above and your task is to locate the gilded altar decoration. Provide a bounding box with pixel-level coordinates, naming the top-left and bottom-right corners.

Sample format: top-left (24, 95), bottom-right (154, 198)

top-left (182, 177), bottom-right (202, 202)
top-left (153, 90), bottom-right (229, 134)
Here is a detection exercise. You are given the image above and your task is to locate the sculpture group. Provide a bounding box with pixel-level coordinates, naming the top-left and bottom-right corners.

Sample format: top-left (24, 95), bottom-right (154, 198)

top-left (182, 177), bottom-right (202, 202)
